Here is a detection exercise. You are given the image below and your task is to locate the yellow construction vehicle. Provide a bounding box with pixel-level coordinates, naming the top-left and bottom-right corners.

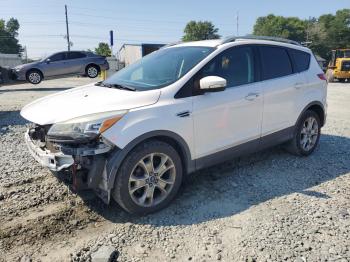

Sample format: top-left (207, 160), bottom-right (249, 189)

top-left (326, 49), bottom-right (350, 82)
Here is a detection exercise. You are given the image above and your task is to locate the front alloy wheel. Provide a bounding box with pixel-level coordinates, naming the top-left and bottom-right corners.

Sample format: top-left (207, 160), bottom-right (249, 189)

top-left (27, 70), bottom-right (42, 84)
top-left (112, 140), bottom-right (183, 215)
top-left (129, 153), bottom-right (176, 207)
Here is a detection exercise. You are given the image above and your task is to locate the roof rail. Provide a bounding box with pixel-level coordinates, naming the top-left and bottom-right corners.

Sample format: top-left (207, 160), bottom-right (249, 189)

top-left (221, 35), bottom-right (302, 46)
top-left (161, 41), bottom-right (183, 49)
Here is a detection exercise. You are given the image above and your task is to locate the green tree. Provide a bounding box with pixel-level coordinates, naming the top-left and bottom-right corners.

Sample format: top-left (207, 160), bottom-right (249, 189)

top-left (182, 21), bottom-right (220, 42)
top-left (253, 15), bottom-right (307, 42)
top-left (252, 9), bottom-right (350, 60)
top-left (307, 9), bottom-right (350, 59)
top-left (6, 18), bottom-right (20, 36)
top-left (0, 17), bottom-right (22, 54)
top-left (94, 42), bottom-right (112, 57)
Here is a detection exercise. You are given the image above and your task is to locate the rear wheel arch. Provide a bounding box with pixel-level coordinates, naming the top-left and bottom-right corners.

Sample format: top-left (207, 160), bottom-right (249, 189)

top-left (85, 63), bottom-right (100, 72)
top-left (296, 102), bottom-right (325, 128)
top-left (307, 104), bottom-right (325, 127)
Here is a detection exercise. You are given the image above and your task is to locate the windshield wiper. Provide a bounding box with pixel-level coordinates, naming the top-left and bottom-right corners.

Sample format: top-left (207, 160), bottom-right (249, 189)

top-left (95, 82), bottom-right (136, 91)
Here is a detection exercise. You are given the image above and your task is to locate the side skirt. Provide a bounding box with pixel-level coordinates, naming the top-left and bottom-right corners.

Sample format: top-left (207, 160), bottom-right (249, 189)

top-left (194, 126), bottom-right (295, 171)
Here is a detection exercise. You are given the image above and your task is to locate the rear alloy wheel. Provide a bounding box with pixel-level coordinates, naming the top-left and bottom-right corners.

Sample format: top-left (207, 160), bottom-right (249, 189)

top-left (299, 116), bottom-right (319, 152)
top-left (112, 140), bottom-right (183, 215)
top-left (286, 110), bottom-right (321, 156)
top-left (27, 70), bottom-right (42, 84)
top-left (86, 65), bottom-right (99, 78)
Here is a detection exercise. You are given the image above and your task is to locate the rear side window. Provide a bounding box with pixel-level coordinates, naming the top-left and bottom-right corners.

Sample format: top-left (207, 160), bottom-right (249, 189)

top-left (288, 49), bottom-right (311, 73)
top-left (259, 46), bottom-right (293, 80)
top-left (67, 52), bottom-right (86, 59)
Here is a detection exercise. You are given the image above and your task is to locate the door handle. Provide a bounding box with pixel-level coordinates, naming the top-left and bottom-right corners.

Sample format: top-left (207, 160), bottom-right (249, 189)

top-left (294, 82), bottom-right (303, 89)
top-left (176, 111), bottom-right (191, 117)
top-left (245, 93), bottom-right (260, 101)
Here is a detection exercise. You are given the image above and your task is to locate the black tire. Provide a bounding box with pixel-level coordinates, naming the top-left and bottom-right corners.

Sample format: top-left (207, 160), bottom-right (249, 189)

top-left (85, 64), bottom-right (99, 78)
top-left (285, 110), bottom-right (321, 156)
top-left (26, 69), bottom-right (43, 84)
top-left (112, 140), bottom-right (183, 215)
top-left (339, 78), bottom-right (346, 83)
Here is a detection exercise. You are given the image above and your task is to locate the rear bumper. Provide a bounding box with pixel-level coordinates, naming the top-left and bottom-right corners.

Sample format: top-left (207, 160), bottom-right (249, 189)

top-left (100, 61), bottom-right (109, 71)
top-left (25, 131), bottom-right (74, 171)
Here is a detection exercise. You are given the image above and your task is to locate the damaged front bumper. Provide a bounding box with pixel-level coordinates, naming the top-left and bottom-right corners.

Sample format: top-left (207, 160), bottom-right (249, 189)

top-left (25, 128), bottom-right (114, 203)
top-left (25, 131), bottom-right (74, 171)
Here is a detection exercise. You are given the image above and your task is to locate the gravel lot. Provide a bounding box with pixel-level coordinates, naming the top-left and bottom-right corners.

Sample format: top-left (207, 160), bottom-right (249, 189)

top-left (0, 78), bottom-right (349, 262)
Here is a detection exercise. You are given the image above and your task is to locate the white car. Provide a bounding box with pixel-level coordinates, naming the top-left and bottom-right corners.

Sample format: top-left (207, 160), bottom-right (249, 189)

top-left (21, 36), bottom-right (327, 215)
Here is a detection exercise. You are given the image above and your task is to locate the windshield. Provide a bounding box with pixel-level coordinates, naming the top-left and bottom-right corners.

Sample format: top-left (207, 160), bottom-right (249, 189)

top-left (338, 50), bottom-right (350, 58)
top-left (104, 46), bottom-right (214, 91)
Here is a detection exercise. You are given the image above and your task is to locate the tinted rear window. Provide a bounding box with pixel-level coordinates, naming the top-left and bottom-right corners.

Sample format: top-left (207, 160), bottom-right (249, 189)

top-left (288, 49), bottom-right (311, 73)
top-left (68, 52), bottom-right (86, 59)
top-left (259, 46), bottom-right (293, 80)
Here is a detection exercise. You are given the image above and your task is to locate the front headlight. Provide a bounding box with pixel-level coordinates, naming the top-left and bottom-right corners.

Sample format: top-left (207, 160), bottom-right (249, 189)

top-left (47, 110), bottom-right (128, 141)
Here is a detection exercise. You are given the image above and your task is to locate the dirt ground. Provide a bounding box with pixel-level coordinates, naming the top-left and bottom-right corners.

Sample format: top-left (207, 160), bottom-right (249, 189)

top-left (0, 78), bottom-right (349, 262)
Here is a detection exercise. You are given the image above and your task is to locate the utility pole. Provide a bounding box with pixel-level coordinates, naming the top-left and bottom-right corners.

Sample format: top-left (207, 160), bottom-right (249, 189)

top-left (302, 16), bottom-right (313, 47)
top-left (65, 4), bottom-right (70, 51)
top-left (236, 11), bottom-right (239, 36)
top-left (24, 46), bottom-right (28, 63)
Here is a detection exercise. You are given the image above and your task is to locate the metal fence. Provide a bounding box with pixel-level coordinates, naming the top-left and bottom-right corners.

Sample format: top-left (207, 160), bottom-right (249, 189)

top-left (0, 53), bottom-right (22, 68)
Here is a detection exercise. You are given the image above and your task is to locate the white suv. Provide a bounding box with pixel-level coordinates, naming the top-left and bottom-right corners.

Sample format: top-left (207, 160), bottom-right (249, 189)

top-left (21, 36), bottom-right (327, 214)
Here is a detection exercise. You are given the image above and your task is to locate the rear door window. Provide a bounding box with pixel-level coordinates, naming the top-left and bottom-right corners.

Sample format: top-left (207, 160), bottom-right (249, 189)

top-left (259, 46), bottom-right (293, 80)
top-left (288, 49), bottom-right (311, 73)
top-left (67, 52), bottom-right (86, 60)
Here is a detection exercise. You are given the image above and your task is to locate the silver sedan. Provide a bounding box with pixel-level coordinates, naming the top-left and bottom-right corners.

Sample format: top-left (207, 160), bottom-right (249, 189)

top-left (13, 51), bottom-right (109, 84)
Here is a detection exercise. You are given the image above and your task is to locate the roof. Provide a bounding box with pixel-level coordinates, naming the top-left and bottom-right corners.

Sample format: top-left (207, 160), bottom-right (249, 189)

top-left (168, 36), bottom-right (310, 52)
top-left (174, 40), bottom-right (222, 48)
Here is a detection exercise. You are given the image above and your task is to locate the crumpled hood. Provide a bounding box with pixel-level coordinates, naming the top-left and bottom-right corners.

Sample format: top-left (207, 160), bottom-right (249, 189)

top-left (14, 61), bottom-right (40, 70)
top-left (20, 83), bottom-right (161, 125)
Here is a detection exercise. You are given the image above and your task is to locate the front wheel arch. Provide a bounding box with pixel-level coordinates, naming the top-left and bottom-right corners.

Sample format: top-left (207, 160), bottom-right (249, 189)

top-left (112, 139), bottom-right (183, 214)
top-left (105, 131), bottom-right (194, 193)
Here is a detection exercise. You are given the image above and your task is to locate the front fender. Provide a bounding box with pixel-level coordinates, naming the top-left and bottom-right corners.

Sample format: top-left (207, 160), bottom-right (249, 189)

top-left (104, 130), bottom-right (194, 192)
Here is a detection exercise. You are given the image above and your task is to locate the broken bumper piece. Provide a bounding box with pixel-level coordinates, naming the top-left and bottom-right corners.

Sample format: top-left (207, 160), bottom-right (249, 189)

top-left (25, 128), bottom-right (114, 203)
top-left (25, 131), bottom-right (74, 171)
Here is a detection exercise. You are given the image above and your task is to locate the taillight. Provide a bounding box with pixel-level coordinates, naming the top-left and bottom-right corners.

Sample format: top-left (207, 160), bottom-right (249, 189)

top-left (317, 73), bottom-right (327, 81)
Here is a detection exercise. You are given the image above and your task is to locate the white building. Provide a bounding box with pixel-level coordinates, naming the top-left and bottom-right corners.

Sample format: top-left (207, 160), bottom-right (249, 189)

top-left (0, 53), bottom-right (21, 68)
top-left (118, 43), bottom-right (165, 66)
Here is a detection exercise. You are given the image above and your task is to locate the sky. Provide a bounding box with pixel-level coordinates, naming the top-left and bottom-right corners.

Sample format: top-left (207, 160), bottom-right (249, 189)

top-left (1, 0), bottom-right (349, 59)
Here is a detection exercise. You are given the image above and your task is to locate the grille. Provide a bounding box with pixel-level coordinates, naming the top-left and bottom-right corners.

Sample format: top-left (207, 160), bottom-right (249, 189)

top-left (28, 124), bottom-right (52, 149)
top-left (341, 61), bottom-right (350, 71)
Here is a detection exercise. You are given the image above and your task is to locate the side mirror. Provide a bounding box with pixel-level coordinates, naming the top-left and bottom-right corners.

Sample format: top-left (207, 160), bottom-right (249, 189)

top-left (199, 76), bottom-right (227, 92)
top-left (46, 58), bottom-right (51, 64)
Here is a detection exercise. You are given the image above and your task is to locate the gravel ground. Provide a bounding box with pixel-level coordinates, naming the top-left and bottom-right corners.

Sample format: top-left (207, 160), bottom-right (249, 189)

top-left (0, 79), bottom-right (349, 262)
